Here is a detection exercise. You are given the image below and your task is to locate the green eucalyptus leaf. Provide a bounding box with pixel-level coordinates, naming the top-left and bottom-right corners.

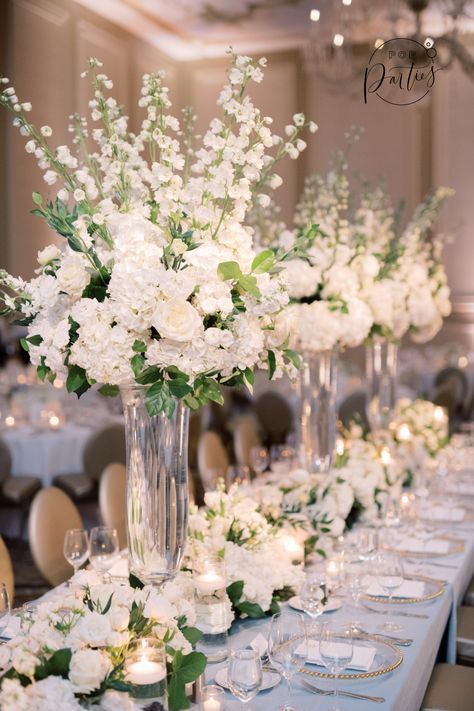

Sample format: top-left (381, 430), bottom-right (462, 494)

top-left (251, 249), bottom-right (275, 274)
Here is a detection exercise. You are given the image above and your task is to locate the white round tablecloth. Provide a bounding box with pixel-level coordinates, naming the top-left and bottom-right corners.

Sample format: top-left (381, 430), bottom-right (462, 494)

top-left (2, 423), bottom-right (92, 486)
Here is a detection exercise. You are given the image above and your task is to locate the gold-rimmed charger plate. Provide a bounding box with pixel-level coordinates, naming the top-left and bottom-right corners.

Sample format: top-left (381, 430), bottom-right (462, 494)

top-left (383, 536), bottom-right (464, 558)
top-left (361, 575), bottom-right (445, 605)
top-left (300, 634), bottom-right (403, 681)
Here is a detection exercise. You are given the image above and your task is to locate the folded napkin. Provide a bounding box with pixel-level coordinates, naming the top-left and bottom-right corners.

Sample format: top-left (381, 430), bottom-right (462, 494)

top-left (304, 640), bottom-right (376, 672)
top-left (366, 578), bottom-right (425, 598)
top-left (429, 506), bottom-right (465, 522)
top-left (108, 558), bottom-right (129, 578)
top-left (395, 537), bottom-right (450, 554)
top-left (448, 483), bottom-right (474, 496)
top-left (1, 614), bottom-right (21, 639)
top-left (250, 633), bottom-right (268, 656)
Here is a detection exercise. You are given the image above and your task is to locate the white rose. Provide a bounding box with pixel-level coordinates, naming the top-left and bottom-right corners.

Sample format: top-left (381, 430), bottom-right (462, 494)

top-left (37, 244), bottom-right (61, 266)
top-left (99, 690), bottom-right (136, 711)
top-left (152, 298), bottom-right (202, 342)
top-left (56, 254), bottom-right (90, 297)
top-left (69, 648), bottom-right (112, 694)
top-left (109, 606), bottom-right (130, 631)
top-left (11, 647), bottom-right (39, 677)
top-left (73, 611), bottom-right (112, 647)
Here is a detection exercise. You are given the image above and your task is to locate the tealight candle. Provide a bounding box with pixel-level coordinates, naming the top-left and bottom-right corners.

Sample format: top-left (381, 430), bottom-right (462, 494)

top-left (397, 423), bottom-right (412, 442)
top-left (336, 438), bottom-right (345, 457)
top-left (200, 685), bottom-right (225, 711)
top-left (124, 637), bottom-right (167, 701)
top-left (195, 571), bottom-right (226, 595)
top-left (380, 447), bottom-right (392, 466)
top-left (5, 415), bottom-right (15, 427)
top-left (325, 557), bottom-right (342, 590)
top-left (433, 406), bottom-right (446, 423)
top-left (49, 414), bottom-right (60, 429)
top-left (126, 659), bottom-right (166, 685)
top-left (280, 534), bottom-right (305, 564)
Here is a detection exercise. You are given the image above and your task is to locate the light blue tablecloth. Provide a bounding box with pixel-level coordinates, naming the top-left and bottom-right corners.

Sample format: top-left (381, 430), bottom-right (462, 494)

top-left (201, 519), bottom-right (474, 711)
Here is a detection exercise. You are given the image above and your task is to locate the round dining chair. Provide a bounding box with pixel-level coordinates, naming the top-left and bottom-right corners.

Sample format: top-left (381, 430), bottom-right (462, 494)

top-left (0, 536), bottom-right (14, 605)
top-left (197, 430), bottom-right (229, 490)
top-left (233, 415), bottom-right (262, 468)
top-left (99, 463), bottom-right (127, 549)
top-left (29, 487), bottom-right (83, 586)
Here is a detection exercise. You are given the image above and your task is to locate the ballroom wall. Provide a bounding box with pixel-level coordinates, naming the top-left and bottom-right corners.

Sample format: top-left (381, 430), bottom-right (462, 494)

top-left (1, 0), bottom-right (474, 347)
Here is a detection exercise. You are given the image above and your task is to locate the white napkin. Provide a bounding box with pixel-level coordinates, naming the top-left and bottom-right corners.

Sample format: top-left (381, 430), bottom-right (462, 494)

top-left (108, 558), bottom-right (129, 578)
top-left (304, 640), bottom-right (376, 672)
top-left (1, 614), bottom-right (21, 639)
top-left (448, 483), bottom-right (474, 496)
top-left (429, 506), bottom-right (465, 522)
top-left (366, 578), bottom-right (425, 598)
top-left (395, 537), bottom-right (450, 554)
top-left (250, 633), bottom-right (268, 657)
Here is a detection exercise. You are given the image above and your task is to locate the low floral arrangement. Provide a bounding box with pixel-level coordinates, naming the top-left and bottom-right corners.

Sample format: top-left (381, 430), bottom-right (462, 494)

top-left (0, 54), bottom-right (314, 416)
top-left (0, 571), bottom-right (204, 711)
top-left (187, 485), bottom-right (305, 618)
top-left (390, 397), bottom-right (450, 460)
top-left (252, 437), bottom-right (405, 557)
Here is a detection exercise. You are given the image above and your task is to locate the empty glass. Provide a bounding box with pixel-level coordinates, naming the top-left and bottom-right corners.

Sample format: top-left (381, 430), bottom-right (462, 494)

top-left (299, 574), bottom-right (325, 630)
top-left (268, 610), bottom-right (308, 711)
top-left (63, 529), bottom-right (89, 581)
top-left (89, 526), bottom-right (119, 579)
top-left (270, 445), bottom-right (295, 475)
top-left (226, 465), bottom-right (251, 490)
top-left (249, 446), bottom-right (269, 476)
top-left (0, 583), bottom-right (10, 636)
top-left (228, 648), bottom-right (262, 707)
top-left (376, 553), bottom-right (404, 632)
top-left (319, 622), bottom-right (354, 711)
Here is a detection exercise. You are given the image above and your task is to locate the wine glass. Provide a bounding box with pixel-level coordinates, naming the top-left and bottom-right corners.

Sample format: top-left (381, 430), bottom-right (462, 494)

top-left (0, 583), bottom-right (10, 636)
top-left (268, 610), bottom-right (308, 711)
top-left (319, 622), bottom-right (354, 711)
top-left (89, 526), bottom-right (119, 580)
top-left (376, 553), bottom-right (404, 632)
top-left (63, 529), bottom-right (89, 582)
top-left (270, 445), bottom-right (295, 475)
top-left (299, 574), bottom-right (325, 631)
top-left (250, 446), bottom-right (269, 476)
top-left (228, 648), bottom-right (262, 707)
top-left (226, 465), bottom-right (251, 489)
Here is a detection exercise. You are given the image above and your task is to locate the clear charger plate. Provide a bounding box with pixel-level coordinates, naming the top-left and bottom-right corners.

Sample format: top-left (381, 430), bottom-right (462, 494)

top-left (383, 536), bottom-right (464, 558)
top-left (361, 575), bottom-right (445, 604)
top-left (300, 634), bottom-right (403, 680)
top-left (288, 596), bottom-right (342, 614)
top-left (214, 667), bottom-right (281, 691)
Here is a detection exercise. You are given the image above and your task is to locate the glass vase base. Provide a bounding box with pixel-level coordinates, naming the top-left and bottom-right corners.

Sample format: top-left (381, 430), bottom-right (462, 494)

top-left (196, 632), bottom-right (228, 662)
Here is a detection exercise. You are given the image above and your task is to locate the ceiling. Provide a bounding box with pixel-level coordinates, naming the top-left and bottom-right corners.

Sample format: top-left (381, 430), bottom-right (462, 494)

top-left (75, 0), bottom-right (474, 59)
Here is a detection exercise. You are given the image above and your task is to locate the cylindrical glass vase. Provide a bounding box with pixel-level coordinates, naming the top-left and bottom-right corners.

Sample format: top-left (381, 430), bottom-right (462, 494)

top-left (365, 339), bottom-right (399, 432)
top-left (299, 350), bottom-right (338, 475)
top-left (121, 385), bottom-right (189, 587)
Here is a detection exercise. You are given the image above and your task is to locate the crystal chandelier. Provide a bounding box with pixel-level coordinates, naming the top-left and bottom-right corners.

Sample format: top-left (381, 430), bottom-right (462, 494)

top-left (304, 0), bottom-right (474, 90)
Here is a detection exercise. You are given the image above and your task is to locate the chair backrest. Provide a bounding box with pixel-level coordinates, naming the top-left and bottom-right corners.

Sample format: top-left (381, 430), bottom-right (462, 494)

top-left (99, 463), bottom-right (127, 549)
top-left (338, 391), bottom-right (370, 432)
top-left (0, 537), bottom-right (14, 605)
top-left (255, 391), bottom-right (293, 446)
top-left (0, 438), bottom-right (12, 485)
top-left (197, 430), bottom-right (229, 489)
top-left (29, 487), bottom-right (83, 586)
top-left (233, 415), bottom-right (262, 467)
top-left (84, 423), bottom-right (126, 482)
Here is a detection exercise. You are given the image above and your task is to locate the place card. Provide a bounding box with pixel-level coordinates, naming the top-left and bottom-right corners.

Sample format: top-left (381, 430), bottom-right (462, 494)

top-left (304, 640), bottom-right (376, 672)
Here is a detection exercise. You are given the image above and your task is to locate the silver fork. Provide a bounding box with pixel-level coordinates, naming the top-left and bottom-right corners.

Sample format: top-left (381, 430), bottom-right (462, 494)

top-left (301, 678), bottom-right (385, 703)
top-left (361, 602), bottom-right (429, 619)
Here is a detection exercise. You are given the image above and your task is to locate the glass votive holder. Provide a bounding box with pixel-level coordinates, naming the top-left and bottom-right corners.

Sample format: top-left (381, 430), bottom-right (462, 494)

top-left (124, 637), bottom-right (167, 704)
top-left (194, 555), bottom-right (229, 663)
top-left (199, 684), bottom-right (226, 711)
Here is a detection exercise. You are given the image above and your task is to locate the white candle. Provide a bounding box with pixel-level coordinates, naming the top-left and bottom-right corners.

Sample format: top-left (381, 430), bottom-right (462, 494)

top-left (126, 659), bottom-right (166, 685)
top-left (433, 406), bottom-right (445, 423)
top-left (203, 698), bottom-right (222, 711)
top-left (5, 415), bottom-right (15, 427)
top-left (397, 424), bottom-right (412, 442)
top-left (195, 571), bottom-right (226, 594)
top-left (49, 414), bottom-right (60, 429)
top-left (280, 534), bottom-right (305, 563)
top-left (336, 438), bottom-right (345, 457)
top-left (380, 447), bottom-right (392, 465)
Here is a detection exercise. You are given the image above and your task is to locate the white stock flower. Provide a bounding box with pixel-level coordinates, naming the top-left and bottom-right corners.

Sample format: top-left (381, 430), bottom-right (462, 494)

top-left (37, 244), bottom-right (61, 266)
top-left (69, 648), bottom-right (112, 694)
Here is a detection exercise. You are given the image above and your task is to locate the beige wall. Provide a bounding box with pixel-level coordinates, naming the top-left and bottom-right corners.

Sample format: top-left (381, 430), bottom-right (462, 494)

top-left (1, 0), bottom-right (474, 348)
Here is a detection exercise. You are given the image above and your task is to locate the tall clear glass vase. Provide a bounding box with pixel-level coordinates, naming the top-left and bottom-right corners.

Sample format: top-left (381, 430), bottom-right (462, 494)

top-left (121, 385), bottom-right (189, 587)
top-left (300, 351), bottom-right (338, 475)
top-left (365, 339), bottom-right (399, 432)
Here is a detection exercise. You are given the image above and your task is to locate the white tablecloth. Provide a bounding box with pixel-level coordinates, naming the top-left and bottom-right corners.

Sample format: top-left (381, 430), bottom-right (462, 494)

top-left (2, 423), bottom-right (92, 486)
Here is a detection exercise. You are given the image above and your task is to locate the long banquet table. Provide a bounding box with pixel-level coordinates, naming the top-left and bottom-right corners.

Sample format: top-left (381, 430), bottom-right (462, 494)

top-left (198, 510), bottom-right (474, 711)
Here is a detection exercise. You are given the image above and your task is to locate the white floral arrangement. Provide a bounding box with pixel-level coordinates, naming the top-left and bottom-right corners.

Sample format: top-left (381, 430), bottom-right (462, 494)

top-left (0, 571), bottom-right (204, 711)
top-left (354, 185), bottom-right (454, 344)
top-left (187, 485), bottom-right (305, 617)
top-left (0, 54), bottom-right (313, 416)
top-left (391, 398), bottom-right (450, 458)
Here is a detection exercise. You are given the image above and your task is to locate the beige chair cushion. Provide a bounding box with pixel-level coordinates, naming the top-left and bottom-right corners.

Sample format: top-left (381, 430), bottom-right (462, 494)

top-left (0, 537), bottom-right (14, 606)
top-left (464, 574), bottom-right (474, 606)
top-left (53, 473), bottom-right (94, 500)
top-left (29, 487), bottom-right (83, 586)
top-left (2, 476), bottom-right (41, 504)
top-left (99, 463), bottom-right (127, 549)
top-left (422, 663), bottom-right (474, 711)
top-left (457, 606), bottom-right (474, 661)
top-left (197, 431), bottom-right (229, 489)
top-left (84, 424), bottom-right (126, 482)
top-left (233, 415), bottom-right (261, 468)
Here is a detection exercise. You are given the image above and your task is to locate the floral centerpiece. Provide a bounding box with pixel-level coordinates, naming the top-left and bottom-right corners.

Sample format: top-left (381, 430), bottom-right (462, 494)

top-left (0, 571), bottom-right (204, 711)
top-left (186, 485), bottom-right (305, 618)
top-left (0, 54), bottom-right (313, 416)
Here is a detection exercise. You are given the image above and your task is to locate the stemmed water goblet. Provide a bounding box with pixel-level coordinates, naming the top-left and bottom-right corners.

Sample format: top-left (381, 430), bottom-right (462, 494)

top-left (63, 528), bottom-right (89, 583)
top-left (89, 526), bottom-right (119, 581)
top-left (376, 552), bottom-right (404, 632)
top-left (268, 610), bottom-right (308, 711)
top-left (319, 622), bottom-right (354, 711)
top-left (249, 446), bottom-right (269, 476)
